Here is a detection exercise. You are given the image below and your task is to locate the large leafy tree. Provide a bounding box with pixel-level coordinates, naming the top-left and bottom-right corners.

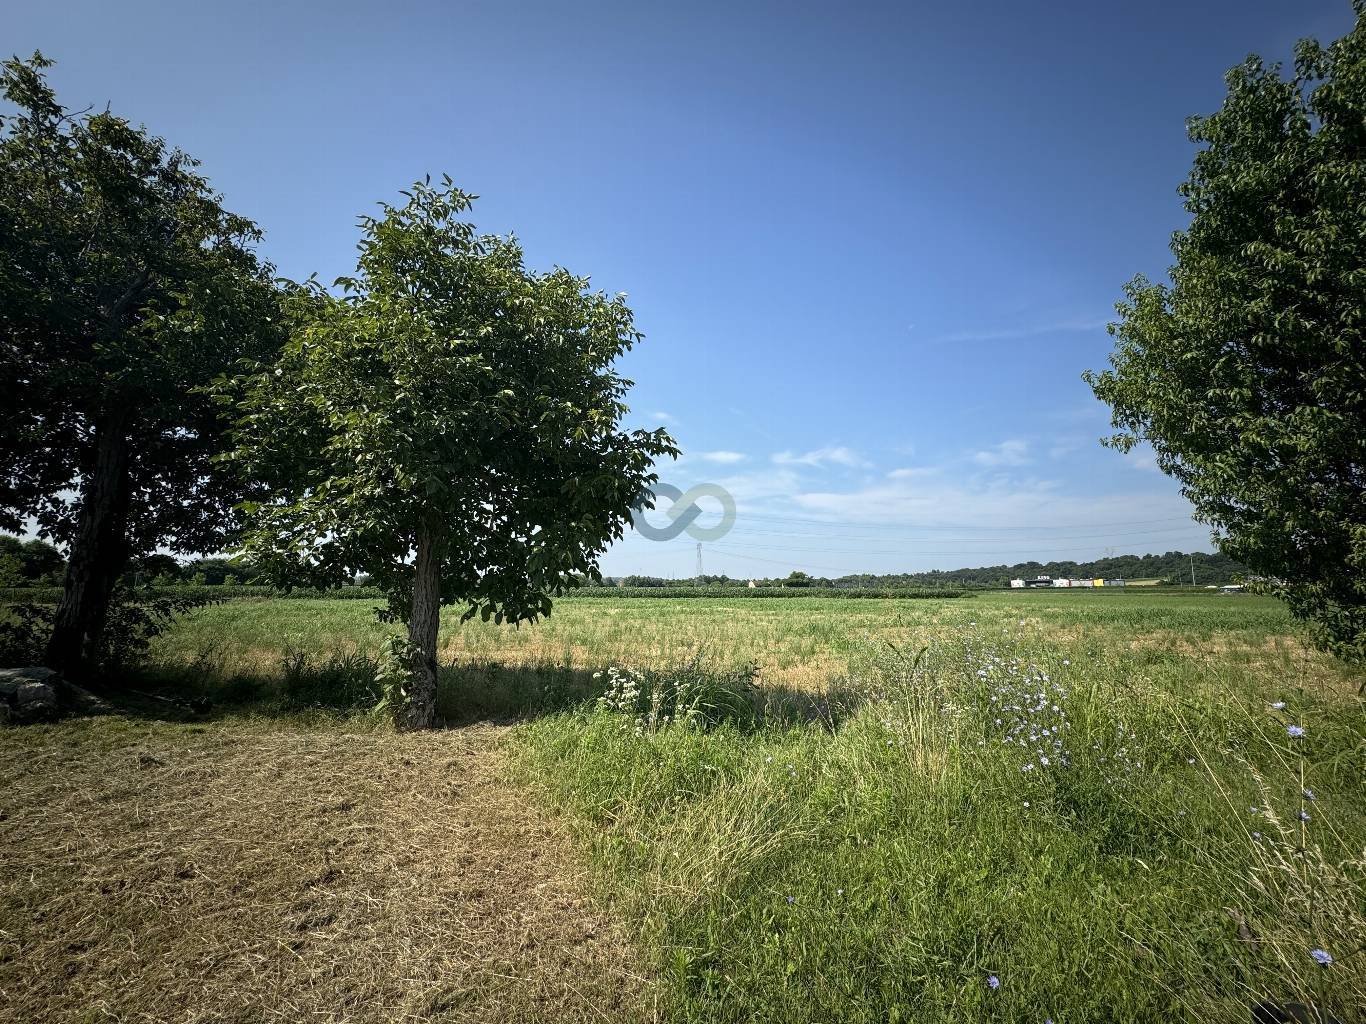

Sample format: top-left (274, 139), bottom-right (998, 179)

top-left (0, 54), bottom-right (283, 676)
top-left (1085, 6), bottom-right (1366, 668)
top-left (223, 179), bottom-right (676, 728)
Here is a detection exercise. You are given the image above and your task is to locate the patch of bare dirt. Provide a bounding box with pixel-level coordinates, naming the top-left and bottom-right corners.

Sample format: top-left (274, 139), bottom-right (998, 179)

top-left (0, 719), bottom-right (652, 1023)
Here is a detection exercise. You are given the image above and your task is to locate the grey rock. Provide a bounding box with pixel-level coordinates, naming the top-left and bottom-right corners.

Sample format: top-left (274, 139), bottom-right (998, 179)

top-left (0, 666), bottom-right (60, 695)
top-left (16, 679), bottom-right (57, 706)
top-left (0, 666), bottom-right (86, 723)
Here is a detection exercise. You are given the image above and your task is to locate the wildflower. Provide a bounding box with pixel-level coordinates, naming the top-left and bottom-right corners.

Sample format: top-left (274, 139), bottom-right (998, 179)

top-left (987, 974), bottom-right (1000, 990)
top-left (836, 888), bottom-right (844, 897)
top-left (1187, 757), bottom-right (1196, 765)
top-left (1286, 724), bottom-right (1305, 738)
top-left (1303, 787), bottom-right (1316, 801)
top-left (786, 895), bottom-right (795, 905)
top-left (1270, 701), bottom-right (1286, 710)
top-left (1310, 948), bottom-right (1333, 967)
top-left (1299, 810), bottom-right (1312, 822)
top-left (1252, 831), bottom-right (1261, 840)
top-left (1022, 801), bottom-right (1030, 808)
top-left (1250, 806), bottom-right (1261, 815)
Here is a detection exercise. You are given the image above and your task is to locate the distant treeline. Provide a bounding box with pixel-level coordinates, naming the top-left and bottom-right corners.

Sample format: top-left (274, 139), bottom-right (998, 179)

top-left (570, 586), bottom-right (973, 600)
top-left (3, 535), bottom-right (1245, 596)
top-left (613, 551), bottom-right (1247, 590)
top-left (0, 583), bottom-right (972, 605)
top-left (832, 551), bottom-right (1248, 589)
top-left (0, 536), bottom-right (261, 588)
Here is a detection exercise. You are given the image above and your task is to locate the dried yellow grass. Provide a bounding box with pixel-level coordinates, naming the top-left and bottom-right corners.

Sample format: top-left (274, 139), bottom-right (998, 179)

top-left (0, 717), bottom-right (653, 1024)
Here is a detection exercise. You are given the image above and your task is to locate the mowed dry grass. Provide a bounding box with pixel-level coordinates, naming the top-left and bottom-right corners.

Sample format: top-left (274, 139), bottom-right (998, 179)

top-left (0, 716), bottom-right (652, 1024)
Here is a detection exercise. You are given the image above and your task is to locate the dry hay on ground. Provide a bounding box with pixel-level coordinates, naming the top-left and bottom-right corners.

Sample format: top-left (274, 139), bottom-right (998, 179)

top-left (0, 719), bottom-right (651, 1024)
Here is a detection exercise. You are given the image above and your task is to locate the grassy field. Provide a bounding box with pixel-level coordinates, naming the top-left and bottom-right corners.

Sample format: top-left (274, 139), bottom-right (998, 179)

top-left (3, 590), bottom-right (1363, 1022)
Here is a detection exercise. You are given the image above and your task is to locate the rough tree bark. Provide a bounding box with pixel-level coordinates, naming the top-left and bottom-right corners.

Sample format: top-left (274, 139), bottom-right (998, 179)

top-left (46, 409), bottom-right (132, 678)
top-left (397, 513), bottom-right (444, 730)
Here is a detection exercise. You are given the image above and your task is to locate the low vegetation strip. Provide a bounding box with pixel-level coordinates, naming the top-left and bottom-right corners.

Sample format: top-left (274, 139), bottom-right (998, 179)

top-left (0, 584), bottom-right (975, 605)
top-left (0, 717), bottom-right (651, 1024)
top-left (568, 586), bottom-right (974, 599)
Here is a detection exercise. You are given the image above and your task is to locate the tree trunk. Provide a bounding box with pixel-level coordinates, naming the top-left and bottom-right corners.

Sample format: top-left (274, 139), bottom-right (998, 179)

top-left (46, 411), bottom-right (132, 679)
top-left (397, 513), bottom-right (444, 730)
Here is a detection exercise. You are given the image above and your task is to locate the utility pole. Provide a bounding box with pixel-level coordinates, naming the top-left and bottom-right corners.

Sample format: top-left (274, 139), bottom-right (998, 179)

top-left (1190, 554), bottom-right (1196, 586)
top-left (696, 542), bottom-right (703, 583)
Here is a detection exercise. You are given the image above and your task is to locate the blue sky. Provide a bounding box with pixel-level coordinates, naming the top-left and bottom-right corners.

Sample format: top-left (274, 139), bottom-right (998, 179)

top-left (10, 1), bottom-right (1358, 577)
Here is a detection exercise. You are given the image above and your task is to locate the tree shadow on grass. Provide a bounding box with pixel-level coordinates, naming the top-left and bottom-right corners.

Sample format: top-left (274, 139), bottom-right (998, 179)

top-left (435, 660), bottom-right (603, 725)
top-left (755, 681), bottom-right (871, 732)
top-left (48, 654), bottom-right (873, 733)
top-left (73, 653), bottom-right (608, 728)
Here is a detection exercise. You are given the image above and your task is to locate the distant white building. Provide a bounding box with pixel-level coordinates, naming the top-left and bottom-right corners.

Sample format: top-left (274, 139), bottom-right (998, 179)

top-left (1009, 578), bottom-right (1026, 588)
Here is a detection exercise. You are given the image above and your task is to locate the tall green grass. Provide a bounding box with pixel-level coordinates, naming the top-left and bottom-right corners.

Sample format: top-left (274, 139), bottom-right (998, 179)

top-left (517, 627), bottom-right (1365, 1023)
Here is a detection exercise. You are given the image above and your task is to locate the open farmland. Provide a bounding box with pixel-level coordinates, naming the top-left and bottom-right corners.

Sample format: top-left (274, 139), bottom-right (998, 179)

top-left (3, 590), bottom-right (1364, 1023)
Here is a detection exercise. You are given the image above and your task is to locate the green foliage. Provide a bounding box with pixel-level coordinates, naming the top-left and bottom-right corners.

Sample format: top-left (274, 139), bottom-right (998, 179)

top-left (1085, 10), bottom-right (1366, 666)
top-left (0, 587), bottom-right (216, 669)
top-left (595, 661), bottom-right (760, 733)
top-left (0, 54), bottom-right (283, 556)
top-left (126, 552), bottom-right (182, 583)
top-left (279, 646), bottom-right (384, 711)
top-left (220, 178), bottom-right (677, 633)
top-left (180, 557), bottom-right (252, 585)
top-left (0, 536), bottom-right (64, 583)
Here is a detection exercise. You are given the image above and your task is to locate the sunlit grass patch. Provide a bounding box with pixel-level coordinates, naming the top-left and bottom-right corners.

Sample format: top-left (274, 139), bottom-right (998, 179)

top-left (517, 624), bottom-right (1366, 1023)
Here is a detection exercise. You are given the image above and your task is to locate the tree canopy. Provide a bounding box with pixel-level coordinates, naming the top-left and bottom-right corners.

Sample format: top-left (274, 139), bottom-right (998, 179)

top-left (1085, 7), bottom-right (1366, 666)
top-left (223, 178), bottom-right (676, 726)
top-left (0, 53), bottom-right (283, 673)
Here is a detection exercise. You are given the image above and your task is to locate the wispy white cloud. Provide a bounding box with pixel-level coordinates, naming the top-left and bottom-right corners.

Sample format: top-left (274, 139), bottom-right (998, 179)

top-left (1123, 445), bottom-right (1161, 472)
top-left (929, 319), bottom-right (1108, 346)
top-left (971, 439), bottom-right (1031, 467)
top-left (786, 474), bottom-right (1197, 535)
top-left (651, 411), bottom-right (679, 424)
top-left (886, 466), bottom-right (937, 480)
top-left (698, 450), bottom-right (748, 465)
top-left (772, 445), bottom-right (872, 470)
